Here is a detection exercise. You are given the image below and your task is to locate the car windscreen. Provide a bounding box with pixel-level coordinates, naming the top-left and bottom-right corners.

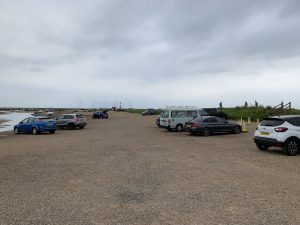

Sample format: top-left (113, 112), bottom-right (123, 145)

top-left (260, 118), bottom-right (284, 127)
top-left (161, 110), bottom-right (169, 118)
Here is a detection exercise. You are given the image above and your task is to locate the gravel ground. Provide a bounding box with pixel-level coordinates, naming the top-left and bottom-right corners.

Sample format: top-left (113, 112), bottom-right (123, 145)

top-left (0, 112), bottom-right (299, 225)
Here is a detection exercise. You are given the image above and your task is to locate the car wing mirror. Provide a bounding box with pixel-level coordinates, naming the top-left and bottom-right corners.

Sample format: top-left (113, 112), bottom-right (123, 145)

top-left (19, 122), bottom-right (23, 124)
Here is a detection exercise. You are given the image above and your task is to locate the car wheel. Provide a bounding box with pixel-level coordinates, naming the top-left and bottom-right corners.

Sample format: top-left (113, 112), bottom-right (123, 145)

top-left (79, 126), bottom-right (85, 129)
top-left (32, 127), bottom-right (38, 135)
top-left (50, 130), bottom-right (55, 134)
top-left (283, 139), bottom-right (299, 156)
top-left (233, 126), bottom-right (241, 134)
top-left (14, 127), bottom-right (20, 134)
top-left (175, 124), bottom-right (183, 132)
top-left (202, 127), bottom-right (211, 136)
top-left (256, 143), bottom-right (268, 151)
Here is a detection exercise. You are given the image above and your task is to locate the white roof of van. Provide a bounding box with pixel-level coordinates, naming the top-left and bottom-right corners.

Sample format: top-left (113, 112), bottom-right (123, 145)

top-left (163, 106), bottom-right (202, 110)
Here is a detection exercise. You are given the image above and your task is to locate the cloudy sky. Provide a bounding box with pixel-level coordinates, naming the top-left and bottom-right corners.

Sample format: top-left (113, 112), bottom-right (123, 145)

top-left (0, 0), bottom-right (300, 108)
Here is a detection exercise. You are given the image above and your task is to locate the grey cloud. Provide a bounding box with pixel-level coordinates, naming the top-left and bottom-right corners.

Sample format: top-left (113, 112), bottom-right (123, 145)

top-left (0, 0), bottom-right (300, 107)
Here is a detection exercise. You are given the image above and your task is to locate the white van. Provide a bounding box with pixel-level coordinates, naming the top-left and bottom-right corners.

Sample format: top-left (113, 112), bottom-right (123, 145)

top-left (160, 106), bottom-right (208, 131)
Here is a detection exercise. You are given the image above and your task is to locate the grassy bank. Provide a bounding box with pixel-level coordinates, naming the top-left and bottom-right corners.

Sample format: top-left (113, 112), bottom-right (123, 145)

top-left (223, 106), bottom-right (300, 120)
top-left (126, 107), bottom-right (300, 120)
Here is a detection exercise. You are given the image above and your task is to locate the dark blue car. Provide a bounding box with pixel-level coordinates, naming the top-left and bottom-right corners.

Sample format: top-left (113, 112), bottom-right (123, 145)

top-left (14, 117), bottom-right (56, 135)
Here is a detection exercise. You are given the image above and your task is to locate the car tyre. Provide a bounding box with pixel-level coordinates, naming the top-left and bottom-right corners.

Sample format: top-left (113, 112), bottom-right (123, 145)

top-left (79, 126), bottom-right (85, 129)
top-left (50, 130), bottom-right (55, 134)
top-left (233, 126), bottom-right (241, 134)
top-left (283, 139), bottom-right (299, 156)
top-left (256, 143), bottom-right (269, 151)
top-left (32, 127), bottom-right (38, 135)
top-left (175, 124), bottom-right (183, 132)
top-left (202, 127), bottom-right (211, 136)
top-left (14, 127), bottom-right (20, 134)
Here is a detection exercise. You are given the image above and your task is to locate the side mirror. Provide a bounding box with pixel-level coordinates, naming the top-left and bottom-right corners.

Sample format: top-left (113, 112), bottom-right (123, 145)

top-left (19, 122), bottom-right (23, 124)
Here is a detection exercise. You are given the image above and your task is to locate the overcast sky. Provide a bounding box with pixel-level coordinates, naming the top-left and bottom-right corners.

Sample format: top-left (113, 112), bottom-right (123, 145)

top-left (1, 0), bottom-right (300, 108)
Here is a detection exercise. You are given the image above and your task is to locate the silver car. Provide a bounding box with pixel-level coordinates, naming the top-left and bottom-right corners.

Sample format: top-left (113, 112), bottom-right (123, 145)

top-left (56, 114), bottom-right (87, 129)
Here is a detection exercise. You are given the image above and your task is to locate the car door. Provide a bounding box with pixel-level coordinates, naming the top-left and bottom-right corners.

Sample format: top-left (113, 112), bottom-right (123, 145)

top-left (18, 118), bottom-right (30, 132)
top-left (207, 118), bottom-right (219, 132)
top-left (216, 117), bottom-right (231, 132)
top-left (26, 117), bottom-right (37, 132)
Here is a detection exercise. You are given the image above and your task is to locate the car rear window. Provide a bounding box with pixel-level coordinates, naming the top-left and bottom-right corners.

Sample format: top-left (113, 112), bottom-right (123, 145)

top-left (203, 108), bottom-right (217, 114)
top-left (63, 115), bottom-right (75, 119)
top-left (260, 118), bottom-right (284, 127)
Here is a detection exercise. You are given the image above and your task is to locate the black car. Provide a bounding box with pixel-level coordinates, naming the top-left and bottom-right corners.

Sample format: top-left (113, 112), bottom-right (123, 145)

top-left (185, 116), bottom-right (241, 136)
top-left (142, 108), bottom-right (156, 116)
top-left (92, 110), bottom-right (109, 119)
top-left (202, 108), bottom-right (227, 119)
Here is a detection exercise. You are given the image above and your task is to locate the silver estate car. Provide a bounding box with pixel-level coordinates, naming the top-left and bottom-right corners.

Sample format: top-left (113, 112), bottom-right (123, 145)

top-left (56, 114), bottom-right (87, 129)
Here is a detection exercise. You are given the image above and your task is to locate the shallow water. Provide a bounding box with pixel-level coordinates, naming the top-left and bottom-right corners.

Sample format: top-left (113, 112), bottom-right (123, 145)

top-left (0, 112), bottom-right (32, 132)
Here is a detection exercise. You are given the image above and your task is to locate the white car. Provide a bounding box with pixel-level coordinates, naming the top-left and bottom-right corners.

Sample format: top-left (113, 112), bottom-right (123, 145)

top-left (254, 115), bottom-right (300, 155)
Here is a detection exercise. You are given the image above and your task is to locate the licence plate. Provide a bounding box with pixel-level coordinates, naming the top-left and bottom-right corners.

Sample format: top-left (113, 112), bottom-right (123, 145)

top-left (47, 123), bottom-right (53, 127)
top-left (260, 131), bottom-right (269, 136)
top-left (186, 125), bottom-right (191, 128)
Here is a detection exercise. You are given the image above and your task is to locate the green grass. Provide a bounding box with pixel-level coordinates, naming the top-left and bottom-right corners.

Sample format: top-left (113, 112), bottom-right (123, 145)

top-left (125, 108), bottom-right (146, 113)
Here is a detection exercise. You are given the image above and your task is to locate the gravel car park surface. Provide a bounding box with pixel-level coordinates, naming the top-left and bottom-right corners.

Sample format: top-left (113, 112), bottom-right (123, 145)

top-left (0, 112), bottom-right (300, 225)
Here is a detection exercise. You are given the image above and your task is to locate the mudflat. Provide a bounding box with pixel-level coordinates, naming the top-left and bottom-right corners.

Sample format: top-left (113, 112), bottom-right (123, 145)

top-left (0, 112), bottom-right (299, 225)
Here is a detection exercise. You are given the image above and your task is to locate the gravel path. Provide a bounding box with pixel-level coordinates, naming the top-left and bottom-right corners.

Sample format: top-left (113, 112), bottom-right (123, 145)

top-left (0, 112), bottom-right (299, 225)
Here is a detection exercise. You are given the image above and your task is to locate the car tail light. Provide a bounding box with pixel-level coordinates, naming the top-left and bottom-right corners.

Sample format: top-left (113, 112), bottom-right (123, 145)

top-left (191, 124), bottom-right (199, 127)
top-left (274, 127), bottom-right (288, 132)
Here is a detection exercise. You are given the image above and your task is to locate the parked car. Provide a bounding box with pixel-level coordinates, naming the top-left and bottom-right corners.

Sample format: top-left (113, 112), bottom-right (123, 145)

top-left (254, 115), bottom-right (300, 155)
top-left (185, 116), bottom-right (241, 136)
top-left (14, 117), bottom-right (56, 135)
top-left (92, 110), bottom-right (109, 119)
top-left (160, 106), bottom-right (208, 132)
top-left (202, 108), bottom-right (227, 119)
top-left (56, 114), bottom-right (87, 129)
top-left (142, 108), bottom-right (156, 116)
